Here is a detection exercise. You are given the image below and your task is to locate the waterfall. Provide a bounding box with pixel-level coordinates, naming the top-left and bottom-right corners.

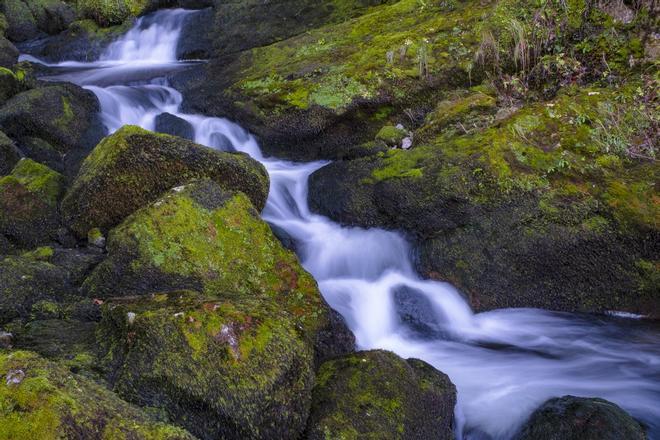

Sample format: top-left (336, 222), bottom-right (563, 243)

top-left (22, 9), bottom-right (660, 439)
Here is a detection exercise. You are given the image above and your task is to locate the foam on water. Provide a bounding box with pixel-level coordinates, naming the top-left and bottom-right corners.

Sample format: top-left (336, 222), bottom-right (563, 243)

top-left (24, 9), bottom-right (660, 439)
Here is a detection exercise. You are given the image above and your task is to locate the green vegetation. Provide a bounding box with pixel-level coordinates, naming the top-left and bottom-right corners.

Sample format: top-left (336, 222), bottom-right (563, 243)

top-left (0, 350), bottom-right (194, 439)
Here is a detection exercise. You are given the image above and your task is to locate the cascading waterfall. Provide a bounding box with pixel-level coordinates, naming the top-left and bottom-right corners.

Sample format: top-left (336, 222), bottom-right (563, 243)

top-left (23, 9), bottom-right (660, 439)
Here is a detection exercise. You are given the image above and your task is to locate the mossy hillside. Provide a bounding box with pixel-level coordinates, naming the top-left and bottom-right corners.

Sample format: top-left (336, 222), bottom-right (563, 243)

top-left (309, 81), bottom-right (659, 315)
top-left (0, 350), bottom-right (195, 440)
top-left (83, 180), bottom-right (344, 346)
top-left (98, 290), bottom-right (316, 439)
top-left (305, 350), bottom-right (456, 440)
top-left (183, 0), bottom-right (491, 160)
top-left (0, 160), bottom-right (63, 248)
top-left (61, 125), bottom-right (268, 238)
top-left (183, 0), bottom-right (654, 161)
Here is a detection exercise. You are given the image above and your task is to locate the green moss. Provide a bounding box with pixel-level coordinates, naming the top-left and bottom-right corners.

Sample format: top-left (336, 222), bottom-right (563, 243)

top-left (307, 350), bottom-right (455, 439)
top-left (2, 159), bottom-right (64, 206)
top-left (22, 246), bottom-right (54, 261)
top-left (0, 350), bottom-right (194, 439)
top-left (375, 125), bottom-right (407, 146)
top-left (77, 0), bottom-right (149, 26)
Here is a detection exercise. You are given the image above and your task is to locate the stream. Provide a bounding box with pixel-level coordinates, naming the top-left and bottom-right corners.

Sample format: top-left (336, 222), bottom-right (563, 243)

top-left (21, 9), bottom-right (660, 439)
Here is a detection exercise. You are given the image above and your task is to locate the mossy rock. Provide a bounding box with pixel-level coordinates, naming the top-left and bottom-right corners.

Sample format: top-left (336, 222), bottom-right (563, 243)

top-left (0, 0), bottom-right (75, 42)
top-left (515, 395), bottom-right (647, 440)
top-left (0, 83), bottom-right (104, 176)
top-left (309, 84), bottom-right (660, 316)
top-left (375, 125), bottom-right (407, 147)
top-left (0, 255), bottom-right (71, 325)
top-left (0, 130), bottom-right (20, 176)
top-left (99, 289), bottom-right (317, 439)
top-left (0, 67), bottom-right (25, 103)
top-left (61, 125), bottom-right (269, 238)
top-left (0, 350), bottom-right (195, 439)
top-left (77, 0), bottom-right (150, 27)
top-left (305, 350), bottom-right (456, 439)
top-left (0, 159), bottom-right (64, 248)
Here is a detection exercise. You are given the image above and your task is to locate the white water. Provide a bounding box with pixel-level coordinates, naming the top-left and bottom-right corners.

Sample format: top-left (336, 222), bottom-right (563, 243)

top-left (23, 9), bottom-right (660, 439)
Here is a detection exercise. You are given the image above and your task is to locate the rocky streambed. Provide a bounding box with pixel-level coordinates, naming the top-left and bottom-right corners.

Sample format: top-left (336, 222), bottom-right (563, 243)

top-left (0, 0), bottom-right (659, 439)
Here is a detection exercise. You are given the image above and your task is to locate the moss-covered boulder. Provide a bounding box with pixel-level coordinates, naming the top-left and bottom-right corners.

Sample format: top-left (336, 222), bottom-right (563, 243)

top-left (0, 83), bottom-right (104, 175)
top-left (61, 125), bottom-right (269, 238)
top-left (99, 290), bottom-right (313, 439)
top-left (0, 0), bottom-right (75, 42)
top-left (515, 396), bottom-right (646, 440)
top-left (309, 82), bottom-right (660, 317)
top-left (0, 130), bottom-right (20, 176)
top-left (0, 159), bottom-right (64, 248)
top-left (305, 350), bottom-right (456, 439)
top-left (0, 350), bottom-right (195, 439)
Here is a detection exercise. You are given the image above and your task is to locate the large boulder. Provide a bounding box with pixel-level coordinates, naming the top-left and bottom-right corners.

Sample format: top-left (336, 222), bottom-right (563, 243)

top-left (91, 180), bottom-right (354, 439)
top-left (0, 159), bottom-right (64, 248)
top-left (0, 67), bottom-right (25, 103)
top-left (0, 350), bottom-right (195, 439)
top-left (61, 125), bottom-right (269, 238)
top-left (308, 86), bottom-right (660, 317)
top-left (515, 396), bottom-right (646, 440)
top-left (0, 83), bottom-right (104, 175)
top-left (305, 350), bottom-right (456, 439)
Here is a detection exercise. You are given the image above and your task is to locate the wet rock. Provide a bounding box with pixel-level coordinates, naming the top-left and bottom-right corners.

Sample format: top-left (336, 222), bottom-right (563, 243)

top-left (306, 350), bottom-right (456, 439)
top-left (175, 7), bottom-right (213, 59)
top-left (0, 130), bottom-right (20, 176)
top-left (62, 125), bottom-right (269, 238)
top-left (154, 111), bottom-right (194, 140)
top-left (0, 159), bottom-right (64, 248)
top-left (0, 36), bottom-right (18, 68)
top-left (0, 82), bottom-right (105, 176)
top-left (515, 395), bottom-right (647, 440)
top-left (0, 350), bottom-right (195, 439)
top-left (393, 285), bottom-right (446, 338)
top-left (87, 227), bottom-right (105, 249)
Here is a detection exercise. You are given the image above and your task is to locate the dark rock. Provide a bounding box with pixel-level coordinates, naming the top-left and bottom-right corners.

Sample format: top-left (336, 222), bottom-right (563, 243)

top-left (0, 67), bottom-right (25, 102)
top-left (0, 82), bottom-right (105, 176)
top-left (0, 36), bottom-right (18, 68)
top-left (393, 285), bottom-right (447, 338)
top-left (306, 350), bottom-right (456, 439)
top-left (269, 222), bottom-right (297, 251)
top-left (175, 7), bottom-right (213, 60)
top-left (154, 111), bottom-right (194, 140)
top-left (0, 130), bottom-right (21, 175)
top-left (61, 125), bottom-right (269, 238)
top-left (0, 255), bottom-right (71, 325)
top-left (516, 395), bottom-right (647, 440)
top-left (15, 136), bottom-right (64, 173)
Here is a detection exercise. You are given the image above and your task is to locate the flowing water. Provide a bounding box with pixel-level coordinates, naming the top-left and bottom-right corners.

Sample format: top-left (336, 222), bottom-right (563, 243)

top-left (22, 9), bottom-right (660, 439)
